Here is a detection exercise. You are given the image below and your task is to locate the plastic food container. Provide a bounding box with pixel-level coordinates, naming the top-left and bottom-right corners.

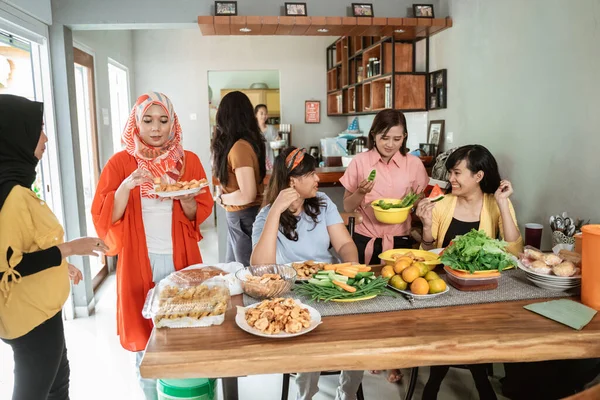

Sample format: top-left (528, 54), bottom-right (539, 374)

top-left (142, 273), bottom-right (231, 329)
top-left (371, 199), bottom-right (412, 224)
top-left (235, 265), bottom-right (296, 299)
top-left (444, 266), bottom-right (500, 291)
top-left (157, 378), bottom-right (215, 400)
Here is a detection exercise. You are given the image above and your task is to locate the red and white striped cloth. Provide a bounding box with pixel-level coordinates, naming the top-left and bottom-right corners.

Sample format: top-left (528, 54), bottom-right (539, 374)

top-left (122, 92), bottom-right (185, 198)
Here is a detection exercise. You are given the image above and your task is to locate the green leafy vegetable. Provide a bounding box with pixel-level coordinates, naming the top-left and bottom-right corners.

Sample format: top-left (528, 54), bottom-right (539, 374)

top-left (375, 188), bottom-right (422, 210)
top-left (440, 229), bottom-right (516, 273)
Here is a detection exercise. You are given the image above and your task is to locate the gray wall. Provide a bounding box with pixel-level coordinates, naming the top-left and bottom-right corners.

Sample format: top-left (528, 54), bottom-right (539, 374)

top-left (72, 30), bottom-right (136, 166)
top-left (52, 0), bottom-right (447, 28)
top-left (429, 0), bottom-right (600, 248)
top-left (3, 0), bottom-right (52, 24)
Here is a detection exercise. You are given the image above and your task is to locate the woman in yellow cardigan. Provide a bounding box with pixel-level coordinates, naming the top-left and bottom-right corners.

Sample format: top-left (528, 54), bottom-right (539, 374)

top-left (416, 144), bottom-right (523, 400)
top-left (417, 144), bottom-right (523, 255)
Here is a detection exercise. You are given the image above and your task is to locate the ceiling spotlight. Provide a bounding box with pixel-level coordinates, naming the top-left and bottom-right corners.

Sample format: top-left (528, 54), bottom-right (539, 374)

top-left (317, 28), bottom-right (329, 33)
top-left (394, 29), bottom-right (405, 33)
top-left (240, 27), bottom-right (252, 32)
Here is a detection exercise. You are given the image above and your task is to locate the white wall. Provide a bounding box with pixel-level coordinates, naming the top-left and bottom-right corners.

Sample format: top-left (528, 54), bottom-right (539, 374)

top-left (133, 30), bottom-right (348, 180)
top-left (72, 30), bottom-right (136, 166)
top-left (429, 0), bottom-right (600, 247)
top-left (52, 0), bottom-right (446, 28)
top-left (3, 0), bottom-right (51, 24)
top-left (208, 70), bottom-right (279, 106)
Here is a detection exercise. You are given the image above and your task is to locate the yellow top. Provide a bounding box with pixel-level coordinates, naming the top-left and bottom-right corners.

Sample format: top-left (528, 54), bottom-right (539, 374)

top-left (0, 186), bottom-right (69, 339)
top-left (423, 193), bottom-right (524, 256)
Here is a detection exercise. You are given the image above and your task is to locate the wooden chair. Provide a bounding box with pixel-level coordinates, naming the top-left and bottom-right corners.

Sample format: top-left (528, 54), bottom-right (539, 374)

top-left (340, 211), bottom-right (363, 236)
top-left (282, 212), bottom-right (365, 400)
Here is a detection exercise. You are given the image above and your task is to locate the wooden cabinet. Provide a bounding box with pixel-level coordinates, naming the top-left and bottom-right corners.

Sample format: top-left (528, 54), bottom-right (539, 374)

top-left (265, 90), bottom-right (280, 115)
top-left (220, 89), bottom-right (280, 116)
top-left (326, 36), bottom-right (432, 116)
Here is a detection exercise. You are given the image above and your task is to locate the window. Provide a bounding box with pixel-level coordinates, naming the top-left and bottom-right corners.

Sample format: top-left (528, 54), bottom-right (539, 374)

top-left (108, 60), bottom-right (130, 154)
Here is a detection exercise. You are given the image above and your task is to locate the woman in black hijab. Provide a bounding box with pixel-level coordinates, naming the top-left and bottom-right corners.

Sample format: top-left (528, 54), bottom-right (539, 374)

top-left (0, 94), bottom-right (108, 400)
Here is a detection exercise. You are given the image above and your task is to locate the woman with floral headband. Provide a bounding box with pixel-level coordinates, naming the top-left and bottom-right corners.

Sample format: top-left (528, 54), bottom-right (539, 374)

top-left (92, 92), bottom-right (213, 399)
top-left (251, 147), bottom-right (362, 400)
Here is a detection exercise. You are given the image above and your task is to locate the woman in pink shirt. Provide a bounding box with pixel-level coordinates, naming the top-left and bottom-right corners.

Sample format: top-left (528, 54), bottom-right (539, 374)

top-left (340, 110), bottom-right (428, 383)
top-left (341, 109), bottom-right (428, 266)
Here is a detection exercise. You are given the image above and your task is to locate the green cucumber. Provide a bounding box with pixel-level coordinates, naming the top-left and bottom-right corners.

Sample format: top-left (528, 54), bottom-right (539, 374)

top-left (327, 271), bottom-right (348, 283)
top-left (308, 278), bottom-right (334, 287)
top-left (355, 272), bottom-right (374, 279)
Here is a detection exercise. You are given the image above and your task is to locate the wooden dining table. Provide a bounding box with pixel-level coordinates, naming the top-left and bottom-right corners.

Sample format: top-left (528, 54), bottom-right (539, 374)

top-left (141, 292), bottom-right (600, 400)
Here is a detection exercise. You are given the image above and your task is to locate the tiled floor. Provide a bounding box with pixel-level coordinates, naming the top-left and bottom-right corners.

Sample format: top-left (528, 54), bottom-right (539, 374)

top-left (0, 224), bottom-right (512, 400)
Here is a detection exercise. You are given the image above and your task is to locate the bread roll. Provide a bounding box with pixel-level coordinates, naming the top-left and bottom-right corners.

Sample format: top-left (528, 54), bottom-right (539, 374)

top-left (553, 261), bottom-right (577, 277)
top-left (530, 260), bottom-right (552, 275)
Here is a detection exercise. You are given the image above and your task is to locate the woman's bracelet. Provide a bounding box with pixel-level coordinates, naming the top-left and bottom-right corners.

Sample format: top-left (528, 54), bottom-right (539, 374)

top-left (421, 238), bottom-right (435, 246)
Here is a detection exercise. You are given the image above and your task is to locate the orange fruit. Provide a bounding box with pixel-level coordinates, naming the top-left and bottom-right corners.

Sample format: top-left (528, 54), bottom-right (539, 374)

top-left (424, 271), bottom-right (440, 281)
top-left (381, 265), bottom-right (395, 279)
top-left (389, 275), bottom-right (408, 290)
top-left (428, 279), bottom-right (447, 294)
top-left (414, 262), bottom-right (429, 277)
top-left (394, 259), bottom-right (412, 274)
top-left (401, 266), bottom-right (420, 283)
top-left (410, 277), bottom-right (429, 295)
top-left (396, 256), bottom-right (414, 265)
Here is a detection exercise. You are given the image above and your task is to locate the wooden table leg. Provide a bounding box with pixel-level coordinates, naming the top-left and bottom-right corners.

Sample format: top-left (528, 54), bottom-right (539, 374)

top-left (222, 377), bottom-right (239, 400)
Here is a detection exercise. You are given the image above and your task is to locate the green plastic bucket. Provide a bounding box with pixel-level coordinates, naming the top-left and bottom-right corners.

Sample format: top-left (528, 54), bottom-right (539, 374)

top-left (157, 378), bottom-right (215, 400)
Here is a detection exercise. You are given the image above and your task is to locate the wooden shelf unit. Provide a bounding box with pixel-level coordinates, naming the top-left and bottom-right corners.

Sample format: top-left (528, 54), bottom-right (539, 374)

top-left (327, 35), bottom-right (431, 116)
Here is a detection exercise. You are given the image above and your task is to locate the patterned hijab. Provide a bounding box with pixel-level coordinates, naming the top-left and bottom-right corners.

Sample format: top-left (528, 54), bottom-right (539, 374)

top-left (122, 92), bottom-right (185, 198)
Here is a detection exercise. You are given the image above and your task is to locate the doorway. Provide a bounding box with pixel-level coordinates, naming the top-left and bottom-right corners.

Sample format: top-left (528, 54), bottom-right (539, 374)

top-left (73, 46), bottom-right (107, 291)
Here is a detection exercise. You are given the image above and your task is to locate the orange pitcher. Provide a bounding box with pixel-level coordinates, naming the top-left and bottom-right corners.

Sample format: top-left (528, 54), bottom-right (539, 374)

top-left (581, 225), bottom-right (600, 310)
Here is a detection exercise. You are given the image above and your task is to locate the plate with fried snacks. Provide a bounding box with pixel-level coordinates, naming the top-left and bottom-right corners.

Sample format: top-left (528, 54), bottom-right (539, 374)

top-left (236, 297), bottom-right (322, 338)
top-left (151, 178), bottom-right (209, 198)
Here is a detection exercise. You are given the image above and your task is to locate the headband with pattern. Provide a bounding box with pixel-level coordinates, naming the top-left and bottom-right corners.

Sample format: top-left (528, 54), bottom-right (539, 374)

top-left (286, 148), bottom-right (306, 172)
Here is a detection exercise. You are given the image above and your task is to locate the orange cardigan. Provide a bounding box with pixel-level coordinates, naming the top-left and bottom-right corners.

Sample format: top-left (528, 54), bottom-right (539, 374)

top-left (92, 150), bottom-right (214, 352)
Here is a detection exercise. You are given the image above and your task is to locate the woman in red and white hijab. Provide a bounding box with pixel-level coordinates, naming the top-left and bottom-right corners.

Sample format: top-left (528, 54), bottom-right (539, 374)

top-left (92, 92), bottom-right (213, 400)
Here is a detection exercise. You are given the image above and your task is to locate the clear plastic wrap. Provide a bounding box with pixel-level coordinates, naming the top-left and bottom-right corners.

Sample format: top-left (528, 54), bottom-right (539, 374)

top-left (518, 245), bottom-right (581, 278)
top-left (142, 271), bottom-right (231, 329)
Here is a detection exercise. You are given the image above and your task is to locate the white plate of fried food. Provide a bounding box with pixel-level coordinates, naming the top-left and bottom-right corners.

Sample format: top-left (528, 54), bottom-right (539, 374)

top-left (235, 298), bottom-right (321, 338)
top-left (151, 178), bottom-right (209, 198)
top-left (289, 260), bottom-right (325, 281)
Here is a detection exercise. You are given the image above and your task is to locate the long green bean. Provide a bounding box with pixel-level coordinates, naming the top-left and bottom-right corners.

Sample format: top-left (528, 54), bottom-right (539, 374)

top-left (293, 277), bottom-right (398, 302)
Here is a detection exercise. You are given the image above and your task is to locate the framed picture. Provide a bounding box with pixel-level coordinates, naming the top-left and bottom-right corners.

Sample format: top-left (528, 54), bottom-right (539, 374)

top-left (285, 2), bottom-right (307, 16)
top-left (429, 69), bottom-right (447, 110)
top-left (435, 71), bottom-right (444, 86)
top-left (428, 120), bottom-right (445, 148)
top-left (215, 1), bottom-right (237, 16)
top-left (352, 3), bottom-right (374, 17)
top-left (305, 101), bottom-right (321, 124)
top-left (437, 88), bottom-right (445, 108)
top-left (413, 4), bottom-right (434, 18)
